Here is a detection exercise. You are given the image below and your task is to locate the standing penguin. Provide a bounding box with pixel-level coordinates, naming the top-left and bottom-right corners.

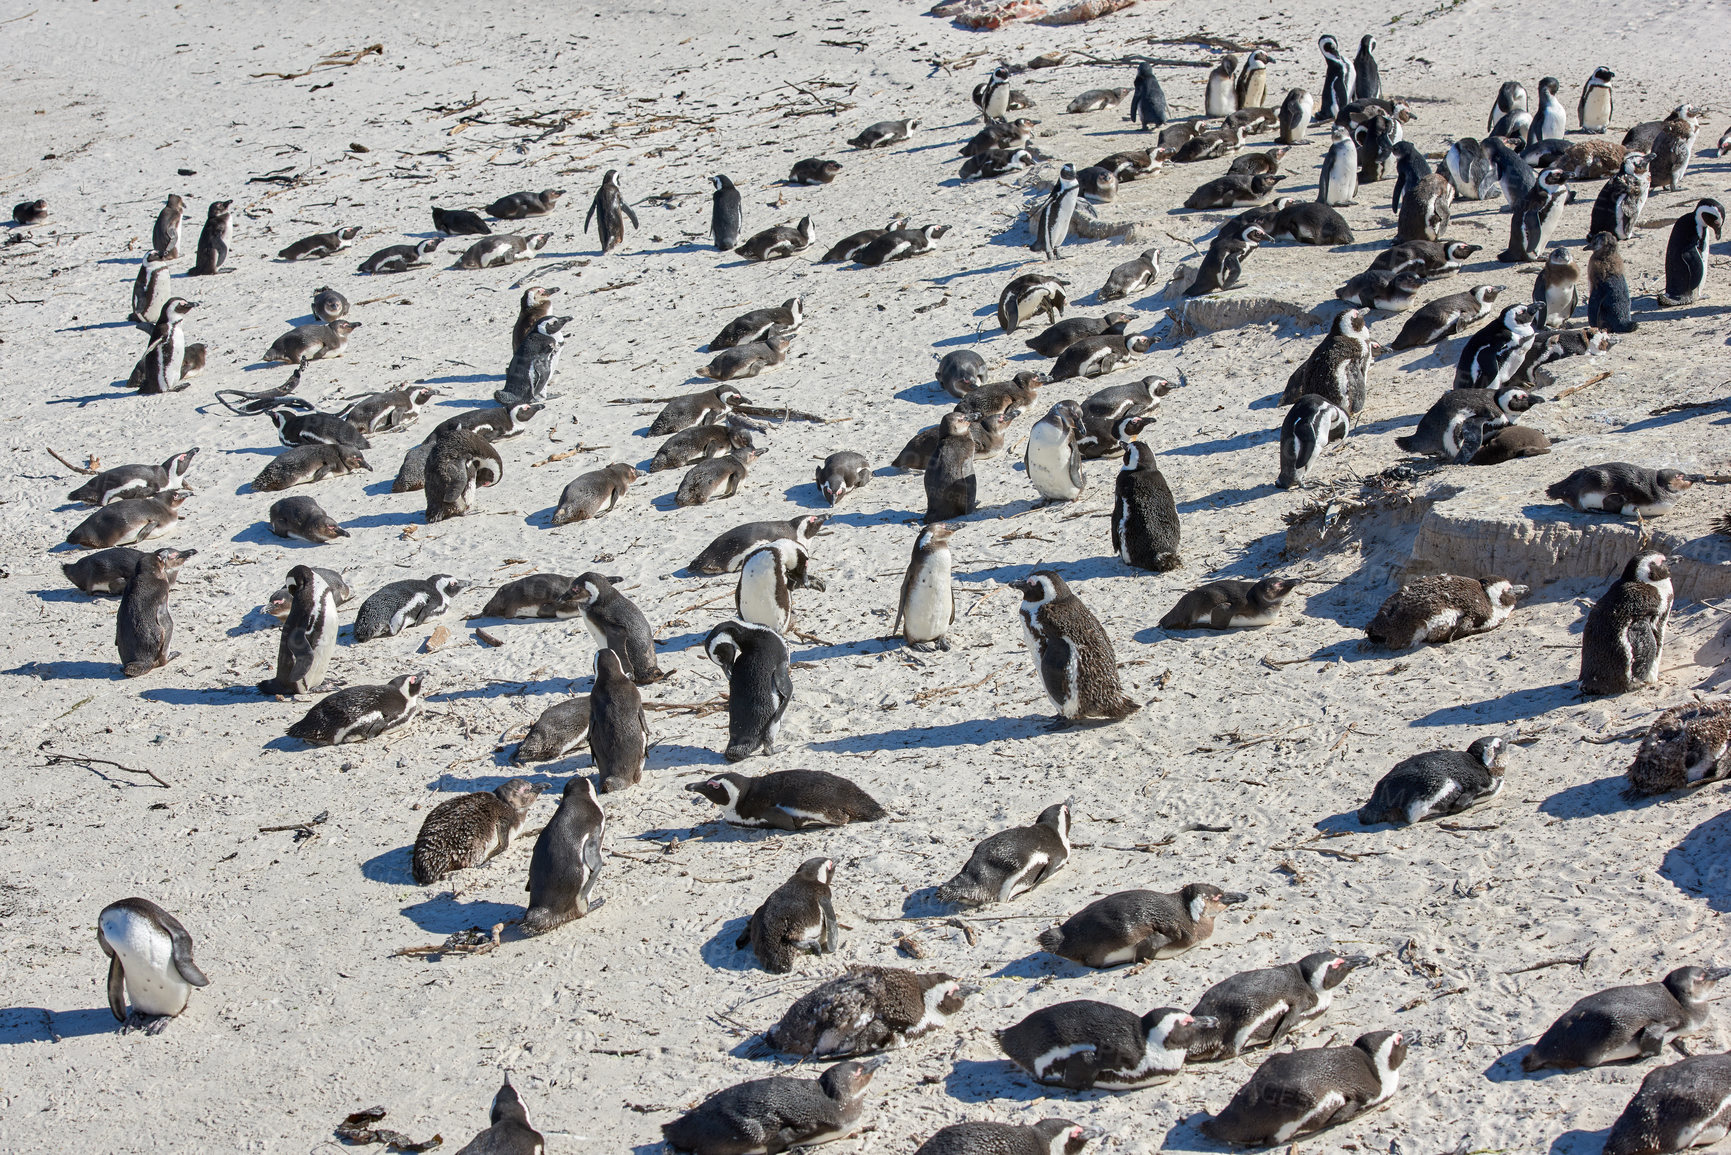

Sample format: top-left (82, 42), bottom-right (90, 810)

top-left (129, 250), bottom-right (173, 326)
top-left (705, 620), bottom-right (792, 761)
top-left (1033, 165), bottom-right (1081, 260)
top-left (1127, 62), bottom-right (1166, 130)
top-left (259, 564), bottom-right (339, 695)
top-left (1204, 55), bottom-right (1239, 118)
top-left (152, 194), bottom-right (185, 260)
top-left (1534, 248), bottom-right (1581, 326)
top-left (1587, 231), bottom-right (1639, 333)
top-left (978, 65), bottom-right (1013, 120)
top-left (585, 170), bottom-right (638, 253)
top-left (1278, 88), bottom-right (1313, 144)
top-left (96, 898), bottom-right (210, 1033)
top-left (710, 174), bottom-right (743, 252)
top-left (1277, 395), bottom-right (1349, 488)
top-left (1318, 126), bottom-right (1359, 206)
top-left (1529, 76), bottom-right (1567, 147)
top-left (739, 857), bottom-right (840, 973)
top-left (523, 777), bottom-right (606, 934)
top-left (1501, 168), bottom-right (1570, 262)
top-left (189, 199), bottom-right (231, 276)
top-left (1235, 51), bottom-right (1272, 111)
top-left (1203, 1032), bottom-right (1407, 1145)
top-left (1578, 66), bottom-right (1615, 133)
top-left (1590, 153), bottom-right (1651, 242)
top-left (1454, 302), bottom-right (1541, 390)
top-left (569, 573), bottom-right (664, 684)
top-left (1353, 35), bottom-right (1381, 100)
top-left (1315, 35), bottom-right (1355, 122)
top-left (1283, 309), bottom-right (1376, 418)
top-left (1397, 172), bottom-right (1454, 243)
top-left (131, 298), bottom-right (197, 395)
top-left (737, 540), bottom-right (802, 636)
top-left (925, 413), bottom-right (978, 524)
top-left (1524, 966), bottom-right (1731, 1071)
top-left (1012, 570), bottom-right (1140, 725)
top-left (1657, 198), bottom-right (1725, 306)
top-left (1025, 399), bottom-right (1086, 502)
top-left (895, 523), bottom-right (956, 652)
top-left (1580, 550), bottom-right (1673, 695)
top-left (589, 649), bottom-right (648, 794)
top-left (1111, 417), bottom-right (1181, 572)
top-left (116, 548), bottom-right (184, 677)
top-left (936, 803), bottom-right (1071, 907)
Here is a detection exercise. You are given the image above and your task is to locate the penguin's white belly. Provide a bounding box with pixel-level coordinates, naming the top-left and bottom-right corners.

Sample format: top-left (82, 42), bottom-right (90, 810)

top-left (738, 568), bottom-right (788, 632)
top-left (99, 911), bottom-right (191, 1017)
top-left (1679, 1097), bottom-right (1731, 1149)
top-left (1233, 1000), bottom-right (1290, 1051)
top-left (1276, 1091), bottom-right (1346, 1142)
top-left (902, 557), bottom-right (952, 641)
top-left (1026, 427), bottom-right (1082, 499)
top-left (1225, 608), bottom-right (1278, 628)
top-left (998, 851), bottom-right (1049, 900)
top-left (1421, 608), bottom-right (1464, 641)
top-left (583, 616), bottom-right (611, 649)
top-left (389, 592), bottom-right (429, 636)
top-left (308, 601), bottom-right (338, 682)
top-left (332, 711), bottom-right (384, 744)
top-left (164, 330), bottom-right (185, 383)
top-left (1406, 778), bottom-right (1458, 824)
top-left (1032, 1042), bottom-right (1096, 1080)
top-left (1097, 1041), bottom-right (1185, 1087)
top-left (1581, 89), bottom-right (1612, 128)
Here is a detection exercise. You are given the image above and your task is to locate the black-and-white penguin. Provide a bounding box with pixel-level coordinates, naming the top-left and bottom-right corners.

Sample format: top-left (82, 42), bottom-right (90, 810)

top-left (1454, 301), bottom-right (1541, 390)
top-left (1110, 417), bottom-right (1180, 572)
top-left (710, 174), bottom-right (743, 251)
top-left (512, 696), bottom-right (591, 766)
top-left (589, 648), bottom-right (648, 794)
top-left (1186, 952), bottom-right (1372, 1061)
top-left (523, 776), bottom-right (606, 934)
top-left (358, 238), bottom-right (440, 274)
top-left (1580, 550), bottom-right (1673, 695)
top-left (352, 575), bottom-right (465, 642)
top-left (815, 451), bottom-right (870, 506)
top-left (699, 329), bottom-right (789, 380)
top-left (1315, 35), bottom-right (1355, 122)
top-left (1027, 314), bottom-right (1130, 359)
top-left (1525, 966), bottom-right (1731, 1072)
top-left (1185, 229), bottom-right (1265, 296)
top-left (936, 803), bottom-right (1070, 907)
top-left (1443, 137), bottom-right (1500, 201)
top-left (277, 225), bottom-right (362, 261)
top-left (736, 539), bottom-right (803, 636)
top-left (1077, 376), bottom-right (1168, 458)
top-left (1159, 577), bottom-right (1302, 630)
top-left (1357, 735), bottom-right (1510, 826)
top-left (1277, 395), bottom-right (1349, 489)
top-left (649, 384), bottom-right (748, 436)
top-left (486, 189), bottom-right (565, 219)
top-left (453, 1075), bottom-right (544, 1155)
top-left (1033, 165), bottom-right (1080, 261)
top-left (68, 448), bottom-right (198, 507)
top-left (739, 857), bottom-right (840, 974)
top-left (1482, 135), bottom-right (1536, 213)
top-left (1396, 385), bottom-right (1543, 462)
top-left (498, 313), bottom-right (570, 406)
top-left (189, 199), bottom-right (230, 275)
top-left (286, 673), bottom-right (427, 745)
top-left (1013, 570), bottom-right (1140, 725)
top-left (1658, 198), bottom-right (1725, 307)
top-left (341, 386), bottom-right (436, 435)
top-left (1352, 35), bottom-right (1380, 100)
top-left (252, 442), bottom-right (369, 491)
top-left (735, 215), bottom-right (815, 262)
top-left (431, 206), bottom-right (490, 235)
top-left (265, 402), bottom-right (369, 451)
top-left (1098, 249), bottom-right (1161, 302)
top-left (312, 286), bottom-right (348, 323)
top-left (1069, 87), bottom-right (1130, 114)
top-left (687, 769), bottom-right (885, 830)
top-left (1337, 269), bottom-right (1426, 312)
top-left (115, 548), bottom-right (183, 677)
top-left (766, 967), bottom-right (965, 1058)
top-left (1374, 238), bottom-right (1481, 276)
top-left (1626, 700), bottom-right (1731, 797)
top-left (893, 522), bottom-right (957, 652)
top-left (62, 547), bottom-right (152, 596)
top-left (959, 147), bottom-right (1035, 181)
top-left (848, 118), bottom-right (917, 149)
top-left (997, 271), bottom-right (1069, 333)
top-left (259, 564), bottom-right (340, 695)
top-left (97, 897), bottom-right (210, 1033)
top-left (456, 232), bottom-right (551, 269)
top-left (712, 299), bottom-right (802, 350)
top-left (67, 491), bottom-right (186, 549)
top-left (1277, 88), bottom-right (1313, 144)
top-left (691, 515), bottom-right (826, 575)
top-left (1282, 309), bottom-right (1376, 418)
top-left (1529, 76), bottom-right (1566, 146)
top-left (1501, 168), bottom-right (1570, 262)
top-left (1388, 285), bottom-right (1502, 351)
top-left (411, 778), bottom-right (546, 885)
top-left (705, 619), bottom-right (792, 761)
top-left (567, 573), bottom-right (662, 684)
top-left (1366, 574), bottom-right (1528, 648)
top-left (266, 567), bottom-right (349, 620)
top-left (1203, 1031), bottom-right (1407, 1145)
top-left (1050, 333), bottom-right (1152, 381)
top-left (1025, 400), bottom-right (1086, 502)
top-left (1184, 172), bottom-right (1286, 211)
top-left (585, 170), bottom-right (638, 253)
top-left (999, 1001), bottom-right (1214, 1091)
top-left (129, 297), bottom-right (197, 394)
top-left (1235, 50), bottom-right (1273, 110)
top-left (1488, 79), bottom-right (1529, 132)
top-left (1604, 1052), bottom-right (1731, 1155)
top-left (129, 249), bottom-right (173, 326)
top-left (1039, 884), bottom-right (1247, 967)
top-left (916, 1120), bottom-right (1094, 1155)
top-left (1128, 62), bottom-right (1167, 130)
top-left (553, 462), bottom-right (638, 523)
top-left (424, 427), bottom-right (503, 523)
top-left (1549, 464), bottom-right (1694, 518)
top-left (662, 1059), bottom-right (879, 1155)
top-left (975, 64), bottom-right (1013, 119)
top-left (1586, 230), bottom-right (1638, 333)
top-left (1396, 173), bottom-right (1453, 245)
top-left (152, 194), bottom-right (184, 259)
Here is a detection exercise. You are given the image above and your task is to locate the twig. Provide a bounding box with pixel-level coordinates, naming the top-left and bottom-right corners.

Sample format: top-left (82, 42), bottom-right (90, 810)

top-left (643, 696), bottom-right (728, 717)
top-left (47, 447), bottom-right (99, 475)
top-left (911, 663), bottom-right (1014, 706)
top-left (1299, 845), bottom-right (1385, 863)
top-left (259, 810), bottom-right (331, 843)
top-left (1551, 371), bottom-right (1613, 400)
top-left (735, 403), bottom-right (832, 424)
top-left (39, 742), bottom-right (169, 788)
top-left (1505, 949), bottom-right (1593, 975)
top-left (250, 43), bottom-right (383, 81)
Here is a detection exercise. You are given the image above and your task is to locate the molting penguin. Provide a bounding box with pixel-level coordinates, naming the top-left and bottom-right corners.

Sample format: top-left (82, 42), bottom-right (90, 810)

top-left (567, 573), bottom-right (663, 684)
top-left (286, 673), bottom-right (427, 745)
top-left (1186, 952), bottom-right (1372, 1061)
top-left (190, 199), bottom-right (230, 275)
top-left (1587, 231), bottom-right (1638, 333)
top-left (1658, 198), bottom-right (1725, 307)
top-left (1589, 153), bottom-right (1649, 241)
top-left (589, 648), bottom-right (648, 794)
top-left (1580, 551), bottom-right (1673, 695)
top-left (1357, 735), bottom-right (1510, 825)
top-left (710, 174), bottom-right (742, 251)
top-left (115, 548), bottom-right (187, 677)
top-left (686, 769), bottom-right (884, 830)
top-left (1203, 1032), bottom-right (1407, 1145)
top-left (1277, 395), bottom-right (1349, 488)
top-left (766, 967), bottom-right (965, 1057)
top-left (1626, 701), bottom-right (1731, 797)
top-left (1012, 570), bottom-right (1139, 725)
top-left (661, 1059), bottom-right (879, 1155)
top-left (1205, 54), bottom-right (1240, 118)
top-left (262, 320), bottom-right (360, 364)
top-left (916, 1121), bottom-right (1094, 1155)
top-left (1533, 248), bottom-right (1581, 326)
top-left (152, 194), bottom-right (185, 259)
top-left (96, 897), bottom-right (210, 1033)
top-left (1112, 416), bottom-right (1180, 572)
top-left (1159, 577), bottom-right (1302, 630)
top-left (936, 803), bottom-right (1070, 907)
top-left (499, 313), bottom-right (570, 406)
top-left (1039, 884), bottom-right (1247, 967)
top-left (411, 778), bottom-right (546, 885)
top-left (259, 564), bottom-right (339, 695)
top-left (353, 575), bottom-right (466, 642)
top-left (512, 696), bottom-right (591, 766)
top-left (1367, 574), bottom-right (1527, 648)
top-left (739, 857), bottom-right (840, 974)
top-left (511, 285), bottom-right (558, 353)
top-left (998, 1001), bottom-right (1214, 1090)
top-left (1603, 1052), bottom-right (1731, 1155)
top-left (523, 776), bottom-right (606, 934)
top-left (925, 413), bottom-right (978, 524)
top-left (1524, 967), bottom-right (1731, 1071)
top-left (705, 619), bottom-right (792, 761)
top-left (895, 523), bottom-right (957, 652)
top-left (472, 573), bottom-right (580, 620)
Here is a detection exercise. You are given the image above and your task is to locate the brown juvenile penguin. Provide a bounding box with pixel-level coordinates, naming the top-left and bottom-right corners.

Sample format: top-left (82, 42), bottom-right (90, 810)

top-left (411, 779), bottom-right (547, 885)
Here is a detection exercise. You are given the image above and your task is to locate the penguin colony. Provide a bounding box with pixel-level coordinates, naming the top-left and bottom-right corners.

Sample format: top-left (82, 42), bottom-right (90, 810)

top-left (12, 6), bottom-right (1731, 1152)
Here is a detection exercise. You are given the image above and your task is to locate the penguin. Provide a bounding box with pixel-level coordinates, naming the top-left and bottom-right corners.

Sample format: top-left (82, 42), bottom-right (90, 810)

top-left (1357, 735), bottom-right (1510, 825)
top-left (854, 223), bottom-right (949, 266)
top-left (266, 403), bottom-right (369, 451)
top-left (1096, 249), bottom-right (1161, 303)
top-left (1627, 700), bottom-right (1731, 797)
top-left (340, 385), bottom-right (436, 435)
top-left (129, 250), bottom-right (173, 326)
top-left (1069, 88), bottom-right (1130, 114)
top-left (277, 225), bottom-right (362, 261)
top-left (1353, 113), bottom-right (1401, 185)
top-left (924, 413), bottom-right (978, 524)
top-left (710, 174), bottom-right (743, 251)
top-left (357, 238), bottom-right (441, 274)
top-left (581, 169), bottom-right (638, 254)
top-left (1389, 285), bottom-right (1503, 351)
top-left (1159, 577), bottom-right (1303, 630)
top-left (265, 567), bottom-right (350, 620)
top-left (469, 573), bottom-right (585, 621)
top-left (661, 1059), bottom-right (879, 1155)
top-left (712, 299), bottom-right (802, 350)
top-left (1013, 570), bottom-right (1139, 725)
top-left (1186, 952), bottom-right (1372, 1061)
top-left (916, 1121), bottom-right (1093, 1155)
top-left (1337, 269), bottom-right (1427, 312)
top-left (1587, 153), bottom-right (1649, 242)
top-left (1074, 376), bottom-right (1169, 458)
top-left (1186, 228), bottom-right (1261, 298)
top-left (487, 189), bottom-right (565, 218)
top-left (1203, 1031), bottom-right (1407, 1145)
top-left (1033, 165), bottom-right (1081, 260)
top-left (1318, 126), bottom-right (1360, 206)
top-left (1470, 424), bottom-right (1552, 465)
top-left (1489, 80), bottom-right (1529, 132)
top-left (1235, 50), bottom-right (1273, 111)
top-left (497, 314), bottom-right (570, 406)
top-left (130, 297), bottom-right (197, 394)
top-left (1174, 123), bottom-right (1247, 163)
top-left (68, 449), bottom-right (198, 507)
top-left (687, 769), bottom-right (884, 830)
top-left (259, 564), bottom-right (340, 695)
top-left (691, 515), bottom-right (827, 575)
top-left (562, 574), bottom-right (662, 684)
top-left (522, 776), bottom-right (606, 934)
top-left (189, 199), bottom-right (230, 275)
top-left (1107, 416), bottom-right (1181, 572)
top-left (1282, 309), bottom-right (1376, 418)
top-left (1551, 463), bottom-right (1694, 519)
top-left (1261, 203), bottom-right (1350, 247)
top-left (115, 548), bottom-right (183, 677)
top-left (1396, 172), bottom-right (1453, 244)
top-left (1501, 168), bottom-right (1570, 262)
top-left (152, 194), bottom-right (185, 259)
top-left (431, 206), bottom-right (491, 235)
top-left (62, 547), bottom-right (153, 596)
top-left (1277, 395), bottom-right (1349, 489)
top-left (959, 147), bottom-right (1036, 182)
top-left (652, 382), bottom-right (748, 435)
top-left (740, 857), bottom-right (840, 974)
top-left (588, 649), bottom-right (648, 794)
top-left (1227, 147), bottom-right (1289, 178)
top-left (1528, 247), bottom-right (1582, 328)
top-left (96, 897), bottom-right (210, 1033)
top-left (936, 803), bottom-right (1070, 907)
top-left (1583, 230), bottom-right (1639, 333)
top-left (651, 417), bottom-right (763, 474)
top-left (816, 452), bottom-right (870, 505)
top-left (1184, 173), bottom-right (1286, 211)
top-left (1658, 198), bottom-right (1725, 307)
top-left (1525, 967), bottom-right (1731, 1072)
top-left (1396, 385), bottom-right (1543, 462)
top-left (977, 65), bottom-right (1014, 120)
top-left (513, 696), bottom-right (590, 766)
top-left (735, 216), bottom-right (815, 261)
top-left (251, 443), bottom-right (368, 492)
top-left (456, 232), bottom-right (551, 269)
top-left (66, 491), bottom-right (187, 549)
top-left (961, 116), bottom-right (1037, 157)
top-left (997, 272), bottom-right (1069, 333)
top-left (1096, 147), bottom-right (1162, 182)
top-left (424, 427), bottom-right (504, 523)
top-left (312, 286), bottom-right (349, 323)
top-left (511, 286), bottom-right (558, 353)
top-left (1039, 884), bottom-right (1248, 967)
top-left (822, 216), bottom-right (909, 260)
top-left (1024, 401), bottom-right (1086, 503)
top-left (1529, 76), bottom-right (1566, 147)
top-left (553, 462), bottom-right (638, 524)
top-left (287, 673), bottom-right (427, 745)
top-left (894, 414), bottom-right (1012, 470)
top-left (737, 540), bottom-right (802, 636)
top-left (848, 119), bottom-right (918, 149)
top-left (1443, 137), bottom-right (1501, 201)
top-left (1128, 62), bottom-right (1167, 130)
top-left (1050, 333), bottom-right (1152, 381)
top-left (766, 967), bottom-right (965, 1058)
top-left (453, 1075), bottom-right (544, 1155)
top-left (1315, 35), bottom-right (1354, 122)
top-left (705, 619), bottom-right (792, 761)
top-left (1644, 105), bottom-right (1702, 191)
top-left (1603, 1053), bottom-right (1731, 1155)
top-left (353, 575), bottom-right (466, 642)
top-left (425, 402), bottom-right (543, 443)
top-left (1353, 35), bottom-right (1380, 100)
top-left (938, 351), bottom-right (988, 398)
top-left (677, 445), bottom-right (760, 506)
top-left (881, 522), bottom-right (958, 652)
top-left (1454, 302), bottom-right (1541, 390)
top-left (411, 778), bottom-right (547, 885)
top-left (998, 1001), bottom-right (1213, 1091)
top-left (1580, 550), bottom-right (1673, 695)
top-left (1367, 574), bottom-right (1528, 648)
top-left (1205, 54), bottom-right (1240, 117)
top-left (1277, 88), bottom-right (1314, 144)
top-left (1481, 135), bottom-right (1536, 210)
top-left (788, 158), bottom-right (843, 186)
top-left (699, 329), bottom-right (789, 380)
top-left (1577, 65), bottom-right (1615, 133)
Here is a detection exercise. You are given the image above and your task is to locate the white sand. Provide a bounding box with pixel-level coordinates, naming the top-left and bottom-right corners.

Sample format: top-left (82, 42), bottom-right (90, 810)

top-left (3, 0), bottom-right (1731, 1150)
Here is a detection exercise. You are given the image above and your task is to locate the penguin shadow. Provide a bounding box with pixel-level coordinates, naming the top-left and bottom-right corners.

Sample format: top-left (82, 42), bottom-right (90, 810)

top-left (1353, 411), bottom-right (1427, 437)
top-left (1393, 345), bottom-right (1459, 375)
top-left (988, 952), bottom-right (1094, 983)
top-left (635, 241), bottom-right (715, 257)
top-left (1661, 804), bottom-right (1731, 912)
top-left (432, 677), bottom-right (584, 703)
top-left (793, 636), bottom-right (900, 663)
top-left (1155, 1115), bottom-right (1231, 1153)
top-left (941, 1058), bottom-right (1056, 1105)
top-left (5, 659), bottom-right (117, 681)
top-left (31, 588), bottom-right (93, 604)
top-left (1314, 809), bottom-right (1372, 834)
top-left (1617, 397), bottom-right (1731, 435)
top-left (645, 743), bottom-right (727, 771)
top-left (226, 608), bottom-right (280, 638)
top-left (344, 510), bottom-right (422, 531)
top-left (955, 555), bottom-right (1127, 587)
top-left (0, 1006), bottom-right (115, 1045)
top-left (430, 766), bottom-right (574, 794)
top-left (792, 506), bottom-right (906, 531)
top-left (224, 445), bottom-right (282, 456)
top-left (361, 845), bottom-right (416, 884)
top-left (1538, 773), bottom-right (1670, 823)
top-left (47, 387), bottom-right (136, 406)
top-left (1409, 680), bottom-right (1581, 729)
top-left (53, 319), bottom-right (135, 332)
top-left (1547, 1128), bottom-right (1614, 1155)
top-left (700, 916), bottom-right (761, 972)
top-left (782, 480), bottom-right (834, 509)
top-left (1245, 392), bottom-right (1282, 411)
top-left (931, 328), bottom-right (995, 348)
top-left (1164, 428), bottom-right (1278, 457)
top-left (1177, 483), bottom-right (1279, 512)
top-left (230, 522), bottom-right (331, 548)
top-left (658, 629), bottom-right (713, 651)
top-left (284, 313), bottom-right (319, 327)
top-left (809, 714), bottom-right (1051, 754)
top-left (1482, 1045), bottom-right (1554, 1083)
top-left (362, 478), bottom-right (401, 497)
top-left (400, 889), bottom-right (524, 935)
top-left (899, 887), bottom-right (956, 918)
top-left (892, 382), bottom-right (953, 404)
top-left (422, 373), bottom-right (504, 387)
top-left (139, 684), bottom-right (264, 706)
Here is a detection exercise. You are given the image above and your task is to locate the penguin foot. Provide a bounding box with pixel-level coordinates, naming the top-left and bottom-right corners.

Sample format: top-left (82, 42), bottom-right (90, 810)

top-left (1044, 716), bottom-right (1075, 732)
top-left (936, 638), bottom-right (953, 652)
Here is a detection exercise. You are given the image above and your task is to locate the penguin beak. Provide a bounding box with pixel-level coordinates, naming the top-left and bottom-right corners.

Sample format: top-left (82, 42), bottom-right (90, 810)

top-left (1340, 954), bottom-right (1372, 971)
top-left (1219, 892), bottom-right (1249, 905)
top-left (1705, 966), bottom-right (1731, 982)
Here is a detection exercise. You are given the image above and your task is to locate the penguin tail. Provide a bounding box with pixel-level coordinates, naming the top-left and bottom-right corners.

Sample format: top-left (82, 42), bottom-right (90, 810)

top-left (1543, 479), bottom-right (1570, 500)
top-left (1151, 553), bottom-right (1183, 573)
top-left (521, 907), bottom-right (574, 937)
top-left (121, 661), bottom-right (155, 679)
top-left (1103, 696), bottom-right (1141, 720)
top-left (1520, 1050), bottom-right (1549, 1072)
top-left (1393, 435), bottom-right (1419, 452)
top-left (1036, 926), bottom-right (1067, 953)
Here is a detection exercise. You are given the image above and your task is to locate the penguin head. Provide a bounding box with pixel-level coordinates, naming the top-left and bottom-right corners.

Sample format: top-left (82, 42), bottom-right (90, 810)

top-left (916, 522), bottom-right (956, 552)
top-left (817, 1055), bottom-right (881, 1105)
top-left (1359, 34), bottom-right (1375, 52)
top-left (164, 297), bottom-right (196, 320)
top-left (606, 462), bottom-right (642, 486)
top-left (1113, 413), bottom-right (1153, 446)
top-left (1479, 578), bottom-right (1528, 609)
top-left (431, 575), bottom-right (469, 599)
top-left (1030, 1120), bottom-right (1096, 1155)
top-left (1624, 550), bottom-right (1669, 585)
top-left (1467, 734), bottom-right (1510, 772)
top-left (1252, 576), bottom-right (1303, 607)
top-left (495, 778), bottom-right (549, 815)
top-left (796, 856), bottom-right (836, 886)
top-left (340, 448), bottom-right (371, 472)
top-left (508, 403), bottom-right (546, 426)
top-left (1697, 199), bottom-right (1726, 238)
top-left (793, 514), bottom-right (830, 542)
top-left (1301, 951), bottom-right (1371, 992)
top-left (489, 1073), bottom-right (532, 1128)
top-left (1355, 1030), bottom-right (1408, 1075)
top-left (391, 672), bottom-right (426, 704)
top-left (1035, 801), bottom-right (1071, 845)
top-left (1317, 33), bottom-right (1339, 57)
top-left (407, 386), bottom-right (438, 407)
top-left (687, 774), bottom-right (746, 808)
top-left (1144, 1009), bottom-right (1217, 1052)
top-left (1180, 883), bottom-right (1247, 923)
top-left (710, 174), bottom-right (731, 192)
top-left (1009, 570), bottom-right (1065, 607)
top-left (1656, 470), bottom-right (1694, 495)
top-left (416, 237), bottom-right (444, 256)
top-left (919, 973), bottom-right (969, 1016)
top-left (1592, 66), bottom-right (1615, 83)
top-left (594, 648), bottom-right (628, 681)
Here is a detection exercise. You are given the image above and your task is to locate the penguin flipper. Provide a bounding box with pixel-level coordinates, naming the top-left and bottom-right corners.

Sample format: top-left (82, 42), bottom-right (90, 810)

top-left (167, 922), bottom-right (209, 988)
top-left (1038, 635), bottom-right (1076, 708)
top-left (622, 202), bottom-right (640, 229)
top-left (106, 954), bottom-right (128, 1021)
